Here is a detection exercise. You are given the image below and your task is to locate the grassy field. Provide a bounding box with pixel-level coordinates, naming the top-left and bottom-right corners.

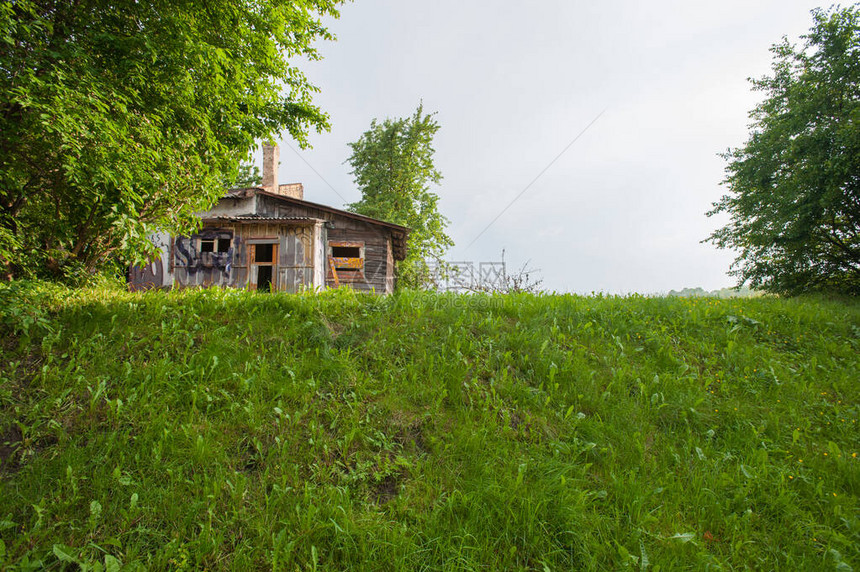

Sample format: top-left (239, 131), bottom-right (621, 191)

top-left (0, 282), bottom-right (858, 570)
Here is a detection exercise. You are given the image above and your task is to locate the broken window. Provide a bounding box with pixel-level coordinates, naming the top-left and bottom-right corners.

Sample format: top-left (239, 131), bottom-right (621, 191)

top-left (329, 242), bottom-right (363, 271)
top-left (200, 237), bottom-right (231, 253)
top-left (331, 246), bottom-right (361, 259)
top-left (328, 241), bottom-right (364, 285)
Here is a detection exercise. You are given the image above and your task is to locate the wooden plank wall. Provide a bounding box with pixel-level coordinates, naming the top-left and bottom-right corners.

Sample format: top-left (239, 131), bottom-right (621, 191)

top-left (386, 237), bottom-right (395, 292)
top-left (172, 222), bottom-right (316, 293)
top-left (128, 232), bottom-right (173, 291)
top-left (278, 225), bottom-right (315, 293)
top-left (170, 193), bottom-right (397, 294)
top-left (258, 196), bottom-right (394, 293)
top-left (327, 225), bottom-right (389, 293)
top-left (173, 227), bottom-right (242, 288)
top-left (315, 225), bottom-right (327, 289)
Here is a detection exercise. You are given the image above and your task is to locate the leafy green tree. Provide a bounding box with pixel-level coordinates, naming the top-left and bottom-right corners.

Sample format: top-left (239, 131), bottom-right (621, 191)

top-left (706, 6), bottom-right (860, 296)
top-left (227, 161), bottom-right (263, 189)
top-left (0, 0), bottom-right (342, 280)
top-left (347, 103), bottom-right (453, 288)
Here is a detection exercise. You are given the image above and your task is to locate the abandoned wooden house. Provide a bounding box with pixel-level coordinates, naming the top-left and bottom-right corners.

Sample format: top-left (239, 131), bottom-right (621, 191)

top-left (128, 145), bottom-right (408, 293)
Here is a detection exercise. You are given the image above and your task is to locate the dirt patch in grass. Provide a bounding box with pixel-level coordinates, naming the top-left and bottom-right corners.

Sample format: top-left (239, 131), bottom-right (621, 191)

top-left (0, 424), bottom-right (22, 475)
top-left (372, 473), bottom-right (400, 504)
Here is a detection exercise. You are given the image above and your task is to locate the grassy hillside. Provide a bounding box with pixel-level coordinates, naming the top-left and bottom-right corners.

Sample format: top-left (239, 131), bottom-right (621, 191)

top-left (0, 283), bottom-right (858, 570)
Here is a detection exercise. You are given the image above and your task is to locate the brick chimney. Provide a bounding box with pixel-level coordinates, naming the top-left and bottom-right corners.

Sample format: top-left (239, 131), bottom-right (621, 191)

top-left (277, 183), bottom-right (304, 200)
top-left (261, 144), bottom-right (278, 190)
top-left (260, 144), bottom-right (304, 200)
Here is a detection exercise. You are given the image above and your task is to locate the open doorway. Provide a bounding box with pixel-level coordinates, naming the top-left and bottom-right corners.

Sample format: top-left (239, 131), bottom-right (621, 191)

top-left (251, 242), bottom-right (278, 292)
top-left (257, 266), bottom-right (273, 292)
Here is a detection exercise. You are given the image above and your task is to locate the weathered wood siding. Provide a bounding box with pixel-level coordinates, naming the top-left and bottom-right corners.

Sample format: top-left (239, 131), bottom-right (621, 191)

top-left (386, 237), bottom-right (395, 292)
top-left (315, 224), bottom-right (327, 289)
top-left (130, 192), bottom-right (400, 294)
top-left (128, 231), bottom-right (174, 291)
top-left (277, 224), bottom-right (315, 293)
top-left (257, 195), bottom-right (394, 293)
top-left (172, 221), bottom-right (317, 293)
top-left (173, 227), bottom-right (240, 289)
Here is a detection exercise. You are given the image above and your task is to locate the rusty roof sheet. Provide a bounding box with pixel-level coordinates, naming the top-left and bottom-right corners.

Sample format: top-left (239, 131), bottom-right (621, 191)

top-left (255, 190), bottom-right (410, 233)
top-left (205, 215), bottom-right (324, 224)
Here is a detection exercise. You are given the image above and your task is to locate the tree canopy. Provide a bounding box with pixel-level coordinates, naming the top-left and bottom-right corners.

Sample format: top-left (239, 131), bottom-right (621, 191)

top-left (0, 0), bottom-right (342, 280)
top-left (706, 6), bottom-right (860, 296)
top-left (347, 104), bottom-right (453, 288)
top-left (227, 160), bottom-right (262, 189)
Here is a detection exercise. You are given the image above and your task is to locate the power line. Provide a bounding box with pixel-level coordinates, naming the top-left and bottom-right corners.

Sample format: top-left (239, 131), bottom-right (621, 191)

top-left (464, 109), bottom-right (606, 250)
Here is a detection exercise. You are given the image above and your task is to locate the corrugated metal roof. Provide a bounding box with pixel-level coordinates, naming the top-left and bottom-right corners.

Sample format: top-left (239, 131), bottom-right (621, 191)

top-left (216, 188), bottom-right (410, 261)
top-left (220, 188), bottom-right (408, 232)
top-left (255, 190), bottom-right (410, 233)
top-left (208, 215), bottom-right (324, 223)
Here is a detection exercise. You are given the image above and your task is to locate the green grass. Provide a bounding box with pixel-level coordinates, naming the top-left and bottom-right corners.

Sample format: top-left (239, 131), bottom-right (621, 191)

top-left (0, 283), bottom-right (858, 570)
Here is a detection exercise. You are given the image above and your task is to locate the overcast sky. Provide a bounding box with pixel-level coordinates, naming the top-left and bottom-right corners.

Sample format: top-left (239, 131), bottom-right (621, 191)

top-left (267, 0), bottom-right (827, 294)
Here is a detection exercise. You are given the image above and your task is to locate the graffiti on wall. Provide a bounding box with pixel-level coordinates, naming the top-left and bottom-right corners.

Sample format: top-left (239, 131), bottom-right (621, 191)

top-left (173, 229), bottom-right (238, 287)
top-left (128, 233), bottom-right (171, 291)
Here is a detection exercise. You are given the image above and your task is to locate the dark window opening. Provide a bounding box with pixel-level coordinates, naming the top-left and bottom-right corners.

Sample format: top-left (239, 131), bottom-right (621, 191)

top-left (255, 243), bottom-right (274, 263)
top-left (201, 237), bottom-right (231, 253)
top-left (332, 246), bottom-right (360, 258)
top-left (330, 244), bottom-right (363, 272)
top-left (257, 266), bottom-right (273, 292)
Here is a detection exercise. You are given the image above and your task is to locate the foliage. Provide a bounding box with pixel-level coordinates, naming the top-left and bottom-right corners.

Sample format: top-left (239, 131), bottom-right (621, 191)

top-left (0, 280), bottom-right (59, 341)
top-left (707, 6), bottom-right (860, 296)
top-left (347, 104), bottom-right (453, 288)
top-left (227, 161), bottom-right (262, 189)
top-left (0, 0), bottom-right (342, 280)
top-left (1, 285), bottom-right (858, 569)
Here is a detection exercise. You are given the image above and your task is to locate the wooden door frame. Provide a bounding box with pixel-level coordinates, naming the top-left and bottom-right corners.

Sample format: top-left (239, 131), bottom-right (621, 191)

top-left (248, 240), bottom-right (279, 291)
